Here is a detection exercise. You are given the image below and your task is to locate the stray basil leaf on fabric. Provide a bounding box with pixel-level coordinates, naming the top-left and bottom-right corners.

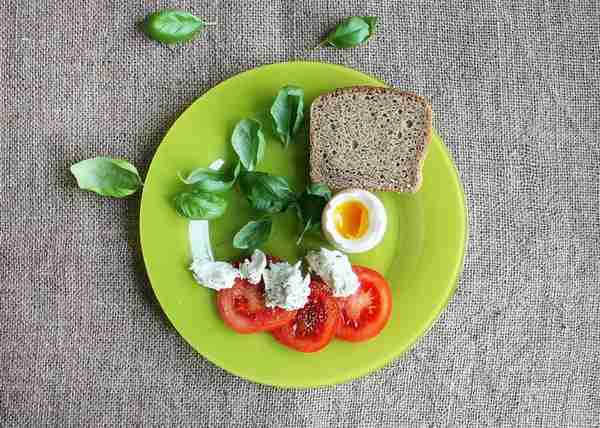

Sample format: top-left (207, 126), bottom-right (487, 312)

top-left (70, 157), bottom-right (142, 198)
top-left (143, 9), bottom-right (215, 44)
top-left (321, 16), bottom-right (378, 48)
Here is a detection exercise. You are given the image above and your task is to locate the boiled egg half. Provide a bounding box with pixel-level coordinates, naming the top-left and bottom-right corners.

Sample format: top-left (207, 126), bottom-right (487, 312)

top-left (322, 189), bottom-right (387, 253)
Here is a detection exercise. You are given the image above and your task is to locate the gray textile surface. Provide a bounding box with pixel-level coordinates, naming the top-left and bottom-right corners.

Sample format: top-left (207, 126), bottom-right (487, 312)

top-left (1, 0), bottom-right (599, 426)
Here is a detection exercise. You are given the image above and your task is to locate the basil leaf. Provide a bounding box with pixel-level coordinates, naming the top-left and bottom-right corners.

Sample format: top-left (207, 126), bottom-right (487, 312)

top-left (307, 183), bottom-right (332, 200)
top-left (297, 193), bottom-right (328, 229)
top-left (143, 10), bottom-right (214, 44)
top-left (233, 218), bottom-right (272, 250)
top-left (173, 192), bottom-right (227, 220)
top-left (70, 157), bottom-right (142, 198)
top-left (270, 85), bottom-right (305, 147)
top-left (238, 171), bottom-right (295, 214)
top-left (179, 162), bottom-right (240, 193)
top-left (295, 184), bottom-right (332, 244)
top-left (362, 17), bottom-right (378, 35)
top-left (322, 16), bottom-right (378, 48)
top-left (231, 119), bottom-right (266, 171)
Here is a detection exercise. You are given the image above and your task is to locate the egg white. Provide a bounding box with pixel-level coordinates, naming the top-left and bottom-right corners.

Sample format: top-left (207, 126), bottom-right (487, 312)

top-left (321, 189), bottom-right (387, 254)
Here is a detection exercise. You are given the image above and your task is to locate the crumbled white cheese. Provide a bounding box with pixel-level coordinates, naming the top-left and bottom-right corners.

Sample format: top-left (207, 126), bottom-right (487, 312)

top-left (239, 249), bottom-right (267, 285)
top-left (305, 248), bottom-right (360, 297)
top-left (263, 261), bottom-right (311, 311)
top-left (189, 259), bottom-right (240, 290)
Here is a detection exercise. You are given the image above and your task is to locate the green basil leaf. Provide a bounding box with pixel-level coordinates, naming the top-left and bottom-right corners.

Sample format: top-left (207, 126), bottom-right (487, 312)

top-left (70, 157), bottom-right (142, 198)
top-left (173, 192), bottom-right (227, 220)
top-left (297, 193), bottom-right (328, 227)
top-left (295, 184), bottom-right (332, 244)
top-left (306, 183), bottom-right (332, 200)
top-left (231, 119), bottom-right (266, 171)
top-left (179, 162), bottom-right (240, 193)
top-left (233, 218), bottom-right (272, 250)
top-left (143, 10), bottom-right (213, 44)
top-left (238, 171), bottom-right (295, 214)
top-left (362, 16), bottom-right (378, 35)
top-left (270, 85), bottom-right (305, 147)
top-left (322, 16), bottom-right (377, 48)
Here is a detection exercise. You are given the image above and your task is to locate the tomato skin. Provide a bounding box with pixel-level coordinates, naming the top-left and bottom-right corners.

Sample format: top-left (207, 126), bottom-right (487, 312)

top-left (335, 266), bottom-right (392, 342)
top-left (217, 257), bottom-right (391, 346)
top-left (216, 256), bottom-right (294, 334)
top-left (271, 280), bottom-right (340, 353)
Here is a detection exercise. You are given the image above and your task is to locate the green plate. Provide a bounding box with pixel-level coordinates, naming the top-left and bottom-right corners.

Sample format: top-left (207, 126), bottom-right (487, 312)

top-left (140, 62), bottom-right (467, 388)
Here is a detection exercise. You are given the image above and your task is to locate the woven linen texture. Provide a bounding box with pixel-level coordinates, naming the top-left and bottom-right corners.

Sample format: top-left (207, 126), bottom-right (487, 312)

top-left (1, 1), bottom-right (598, 426)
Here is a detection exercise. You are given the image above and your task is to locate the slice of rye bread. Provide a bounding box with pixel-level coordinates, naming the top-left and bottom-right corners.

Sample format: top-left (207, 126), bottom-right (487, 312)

top-left (309, 86), bottom-right (432, 193)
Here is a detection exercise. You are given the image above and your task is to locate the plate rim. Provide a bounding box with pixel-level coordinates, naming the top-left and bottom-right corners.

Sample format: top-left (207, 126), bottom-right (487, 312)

top-left (139, 60), bottom-right (469, 388)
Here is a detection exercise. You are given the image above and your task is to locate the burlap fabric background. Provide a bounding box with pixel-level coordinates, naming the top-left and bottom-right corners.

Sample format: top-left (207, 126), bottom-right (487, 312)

top-left (1, 1), bottom-right (599, 426)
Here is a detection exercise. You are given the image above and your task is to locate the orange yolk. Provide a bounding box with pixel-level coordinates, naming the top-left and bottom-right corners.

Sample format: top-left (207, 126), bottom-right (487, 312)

top-left (333, 200), bottom-right (369, 239)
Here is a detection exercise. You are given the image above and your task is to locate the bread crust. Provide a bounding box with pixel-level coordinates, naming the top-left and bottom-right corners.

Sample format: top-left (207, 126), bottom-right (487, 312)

top-left (309, 86), bottom-right (432, 193)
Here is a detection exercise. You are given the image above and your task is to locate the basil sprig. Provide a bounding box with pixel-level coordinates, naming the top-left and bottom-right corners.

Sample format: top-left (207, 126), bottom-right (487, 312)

top-left (238, 171), bottom-right (295, 214)
top-left (173, 191), bottom-right (227, 220)
top-left (143, 10), bottom-right (215, 44)
top-left (321, 16), bottom-right (378, 48)
top-left (233, 218), bottom-right (273, 250)
top-left (295, 183), bottom-right (332, 244)
top-left (270, 85), bottom-right (305, 147)
top-left (68, 84), bottom-right (332, 252)
top-left (231, 119), bottom-right (266, 171)
top-left (178, 162), bottom-right (241, 193)
top-left (70, 157), bottom-right (142, 198)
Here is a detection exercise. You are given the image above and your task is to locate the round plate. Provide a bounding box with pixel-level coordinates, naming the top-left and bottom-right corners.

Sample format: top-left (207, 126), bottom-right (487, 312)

top-left (140, 62), bottom-right (467, 388)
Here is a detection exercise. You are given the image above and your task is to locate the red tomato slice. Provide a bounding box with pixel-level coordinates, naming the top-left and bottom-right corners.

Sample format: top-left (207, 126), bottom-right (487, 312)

top-left (335, 266), bottom-right (392, 342)
top-left (217, 256), bottom-right (294, 334)
top-left (271, 280), bottom-right (340, 353)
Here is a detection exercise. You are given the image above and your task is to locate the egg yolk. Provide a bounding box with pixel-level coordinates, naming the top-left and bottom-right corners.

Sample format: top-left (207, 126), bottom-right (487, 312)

top-left (334, 200), bottom-right (369, 239)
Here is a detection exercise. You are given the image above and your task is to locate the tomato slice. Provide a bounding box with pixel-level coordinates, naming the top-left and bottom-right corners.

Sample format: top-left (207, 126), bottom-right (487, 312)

top-left (217, 257), bottom-right (295, 334)
top-left (271, 280), bottom-right (340, 353)
top-left (335, 266), bottom-right (392, 342)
